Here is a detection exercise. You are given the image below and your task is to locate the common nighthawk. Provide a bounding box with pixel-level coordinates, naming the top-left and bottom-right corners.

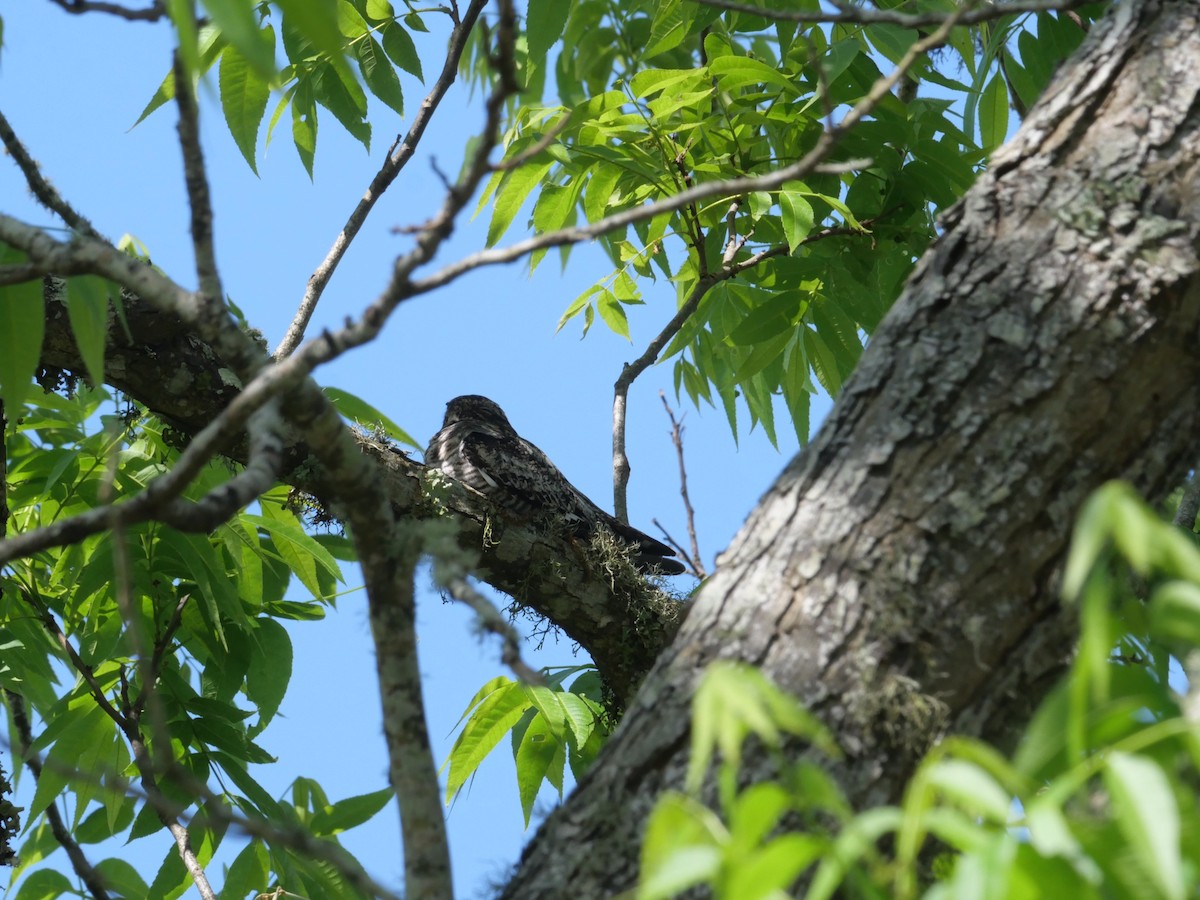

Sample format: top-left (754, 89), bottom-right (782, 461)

top-left (425, 395), bottom-right (686, 575)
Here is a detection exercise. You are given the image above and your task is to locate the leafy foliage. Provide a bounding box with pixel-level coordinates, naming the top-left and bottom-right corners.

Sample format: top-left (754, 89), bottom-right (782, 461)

top-left (475, 1), bottom-right (1103, 444)
top-left (443, 666), bottom-right (608, 828)
top-left (136, 0), bottom-right (430, 177)
top-left (0, 0), bottom-right (1159, 897)
top-left (639, 482), bottom-right (1200, 900)
top-left (0, 387), bottom-right (394, 899)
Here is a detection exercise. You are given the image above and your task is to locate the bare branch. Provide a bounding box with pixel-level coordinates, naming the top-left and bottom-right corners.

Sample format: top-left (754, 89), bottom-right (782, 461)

top-left (439, 568), bottom-right (547, 685)
top-left (687, 0), bottom-right (1096, 28)
top-left (658, 392), bottom-right (705, 578)
top-left (367, 535), bottom-right (453, 899)
top-left (4, 692), bottom-right (113, 900)
top-left (19, 588), bottom-right (130, 730)
top-left (0, 264), bottom-right (41, 286)
top-left (45, 0), bottom-right (164, 20)
top-left (172, 50), bottom-right (224, 305)
top-left (273, 0), bottom-right (489, 359)
top-left (0, 107), bottom-right (98, 235)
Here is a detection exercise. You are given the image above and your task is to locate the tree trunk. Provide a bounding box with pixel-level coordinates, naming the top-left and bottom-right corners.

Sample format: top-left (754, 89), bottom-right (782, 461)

top-left (501, 1), bottom-right (1200, 895)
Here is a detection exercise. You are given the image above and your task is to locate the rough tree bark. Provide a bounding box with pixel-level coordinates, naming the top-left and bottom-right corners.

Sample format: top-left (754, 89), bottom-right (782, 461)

top-left (499, 0), bottom-right (1200, 895)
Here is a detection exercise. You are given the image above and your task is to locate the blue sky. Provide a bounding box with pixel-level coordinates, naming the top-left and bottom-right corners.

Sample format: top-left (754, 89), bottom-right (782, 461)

top-left (0, 5), bottom-right (829, 897)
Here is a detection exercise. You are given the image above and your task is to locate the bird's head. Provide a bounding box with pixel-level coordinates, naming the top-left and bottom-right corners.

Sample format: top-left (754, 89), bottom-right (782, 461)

top-left (442, 395), bottom-right (515, 431)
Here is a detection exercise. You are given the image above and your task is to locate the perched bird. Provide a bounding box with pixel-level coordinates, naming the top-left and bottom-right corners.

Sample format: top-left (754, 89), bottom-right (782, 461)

top-left (425, 395), bottom-right (685, 575)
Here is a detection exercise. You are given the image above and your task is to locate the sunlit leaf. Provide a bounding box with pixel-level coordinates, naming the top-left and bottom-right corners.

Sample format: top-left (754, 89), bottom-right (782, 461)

top-left (219, 39), bottom-right (272, 173)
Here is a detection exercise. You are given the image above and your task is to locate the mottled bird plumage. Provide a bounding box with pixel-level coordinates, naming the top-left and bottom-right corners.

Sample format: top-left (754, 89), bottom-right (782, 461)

top-left (425, 395), bottom-right (685, 575)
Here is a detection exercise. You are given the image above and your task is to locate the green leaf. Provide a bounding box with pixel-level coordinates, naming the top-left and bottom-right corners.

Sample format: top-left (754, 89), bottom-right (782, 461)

top-left (75, 797), bottom-right (135, 843)
top-left (708, 54), bottom-right (801, 96)
top-left (728, 294), bottom-right (800, 346)
top-left (514, 711), bottom-right (566, 827)
top-left (291, 78), bottom-right (318, 178)
top-left (221, 841), bottom-right (270, 900)
top-left (596, 290), bottom-right (631, 340)
top-left (381, 22), bottom-right (423, 81)
top-left (337, 0), bottom-right (369, 37)
top-left (644, 0), bottom-right (691, 59)
top-left (250, 505), bottom-right (343, 599)
top-left (1150, 580), bottom-right (1200, 645)
top-left (12, 868), bottom-right (73, 900)
top-left (355, 33), bottom-right (405, 116)
top-left (978, 69), bottom-right (1010, 151)
top-left (201, 0), bottom-right (275, 79)
top-left (444, 677), bottom-right (530, 802)
top-left (310, 787), bottom-right (394, 835)
top-left (1104, 752), bottom-right (1184, 900)
top-left (324, 385), bottom-right (421, 448)
top-left (277, 0), bottom-right (344, 56)
top-left (165, 0), bottom-right (201, 80)
top-left (94, 858), bottom-right (150, 899)
top-left (28, 704), bottom-right (109, 823)
top-left (65, 275), bottom-right (112, 388)
top-left (312, 57), bottom-right (371, 149)
top-left (925, 759), bottom-right (1012, 823)
top-left (527, 0), bottom-right (570, 60)
top-left (219, 39), bottom-right (272, 174)
top-left (0, 245), bottom-right (44, 412)
top-left (639, 793), bottom-right (724, 900)
top-left (864, 22), bottom-right (918, 65)
top-left (488, 160), bottom-right (554, 246)
top-left (365, 0), bottom-right (394, 18)
top-left (781, 191), bottom-right (815, 254)
top-left (246, 617), bottom-right (293, 736)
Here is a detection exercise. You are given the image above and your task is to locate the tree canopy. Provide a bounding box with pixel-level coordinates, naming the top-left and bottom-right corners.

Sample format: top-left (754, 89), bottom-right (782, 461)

top-left (4, 0), bottom-right (1200, 899)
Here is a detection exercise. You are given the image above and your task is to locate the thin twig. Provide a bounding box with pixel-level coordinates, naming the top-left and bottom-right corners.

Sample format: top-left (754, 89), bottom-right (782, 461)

top-left (441, 573), bottom-right (546, 685)
top-left (4, 692), bottom-right (113, 900)
top-left (488, 113), bottom-right (573, 172)
top-left (0, 107), bottom-right (98, 235)
top-left (687, 0), bottom-right (1095, 28)
top-left (18, 588), bottom-right (129, 730)
top-left (172, 52), bottom-right (225, 305)
top-left (273, 0), bottom-right (490, 359)
top-left (46, 0), bottom-right (164, 20)
top-left (658, 392), bottom-right (706, 578)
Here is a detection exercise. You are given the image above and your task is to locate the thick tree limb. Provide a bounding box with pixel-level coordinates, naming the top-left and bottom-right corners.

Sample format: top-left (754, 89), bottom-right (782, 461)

top-left (500, 1), bottom-right (1200, 895)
